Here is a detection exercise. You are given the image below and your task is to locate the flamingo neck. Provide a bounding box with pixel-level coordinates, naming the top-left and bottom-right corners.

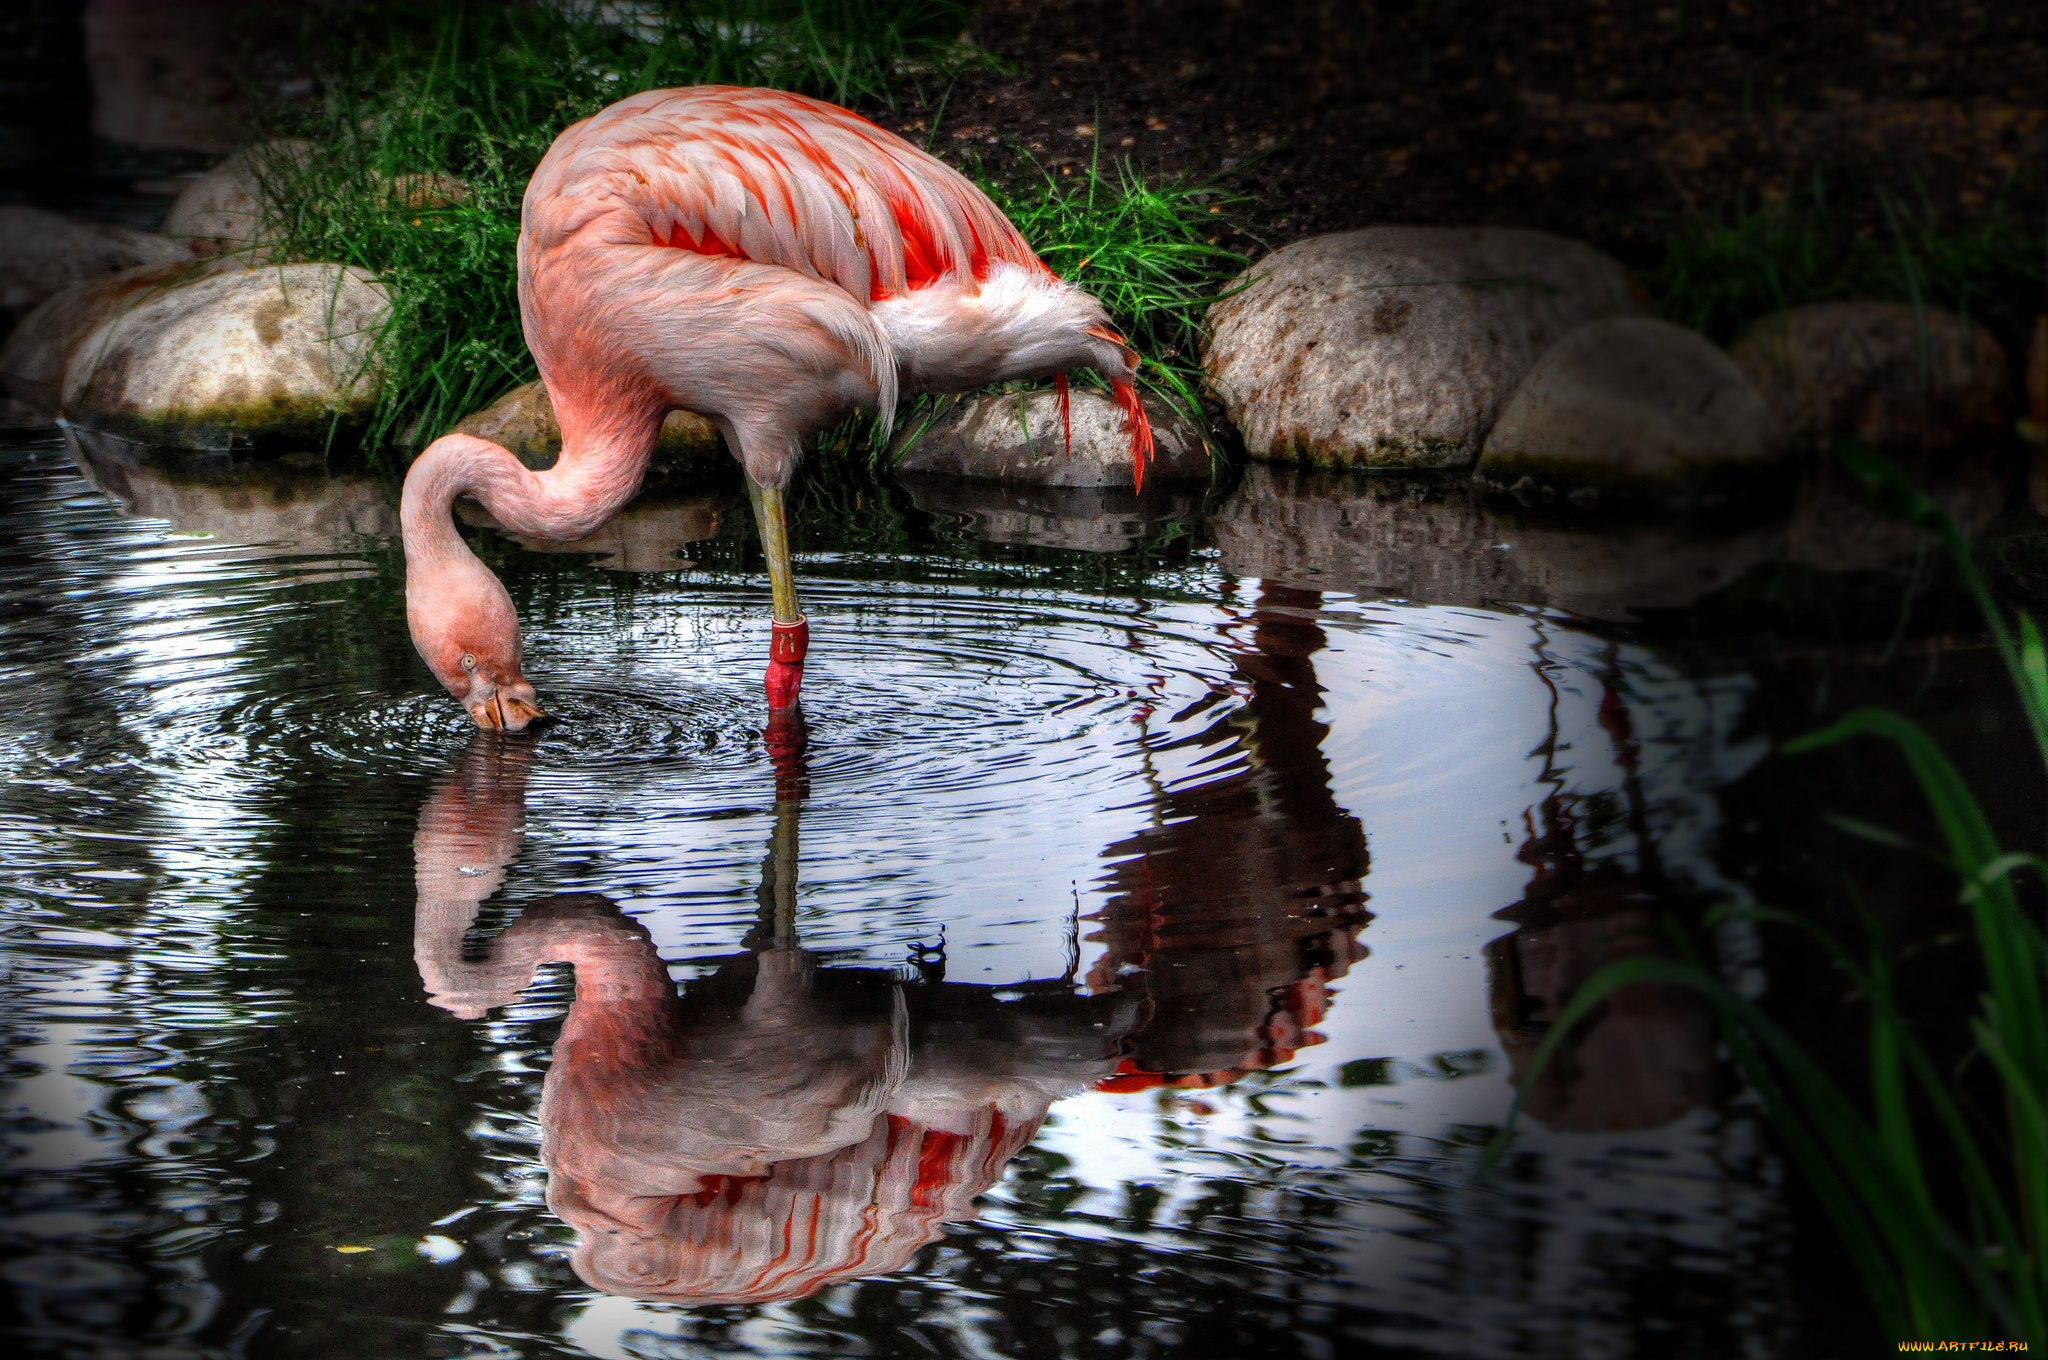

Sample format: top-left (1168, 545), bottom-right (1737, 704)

top-left (403, 410), bottom-right (658, 548)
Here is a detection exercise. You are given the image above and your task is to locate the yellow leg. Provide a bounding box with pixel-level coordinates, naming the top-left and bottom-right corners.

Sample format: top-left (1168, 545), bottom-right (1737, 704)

top-left (748, 477), bottom-right (808, 710)
top-left (747, 478), bottom-right (802, 625)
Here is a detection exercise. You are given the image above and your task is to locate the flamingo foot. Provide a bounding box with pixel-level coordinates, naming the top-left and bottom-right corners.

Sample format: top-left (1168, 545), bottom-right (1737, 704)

top-left (765, 617), bottom-right (808, 710)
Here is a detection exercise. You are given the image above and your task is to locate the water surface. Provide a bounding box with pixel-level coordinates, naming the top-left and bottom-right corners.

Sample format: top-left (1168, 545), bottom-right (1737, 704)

top-left (2, 425), bottom-right (1952, 1358)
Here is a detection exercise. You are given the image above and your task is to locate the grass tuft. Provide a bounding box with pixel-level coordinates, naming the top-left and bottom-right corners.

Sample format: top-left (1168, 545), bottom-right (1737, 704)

top-left (972, 150), bottom-right (1249, 441)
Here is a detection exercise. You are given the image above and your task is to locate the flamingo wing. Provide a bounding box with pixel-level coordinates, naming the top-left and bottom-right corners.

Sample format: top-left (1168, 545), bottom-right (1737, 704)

top-left (526, 86), bottom-right (1045, 305)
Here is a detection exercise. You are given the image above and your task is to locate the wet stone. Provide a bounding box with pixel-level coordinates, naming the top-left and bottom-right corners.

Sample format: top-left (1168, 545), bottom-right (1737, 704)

top-left (62, 261), bottom-right (390, 450)
top-left (1202, 226), bottom-right (1640, 470)
top-left (451, 379), bottom-right (726, 480)
top-left (1475, 315), bottom-right (1790, 515)
top-left (0, 205), bottom-right (194, 322)
top-left (892, 387), bottom-right (1208, 487)
top-left (1729, 299), bottom-right (2013, 454)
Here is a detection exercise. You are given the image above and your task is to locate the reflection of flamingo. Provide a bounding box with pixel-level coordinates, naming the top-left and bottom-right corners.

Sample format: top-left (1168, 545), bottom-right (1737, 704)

top-left (1091, 583), bottom-right (1372, 1090)
top-left (400, 87), bottom-right (1153, 729)
top-left (410, 731), bottom-right (1139, 1304)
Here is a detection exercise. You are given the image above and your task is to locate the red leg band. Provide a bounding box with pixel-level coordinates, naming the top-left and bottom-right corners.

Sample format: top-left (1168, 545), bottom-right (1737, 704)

top-left (770, 617), bottom-right (809, 664)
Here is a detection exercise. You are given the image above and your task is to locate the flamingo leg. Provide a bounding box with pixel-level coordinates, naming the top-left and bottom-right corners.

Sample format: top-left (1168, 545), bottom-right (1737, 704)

top-left (746, 477), bottom-right (808, 710)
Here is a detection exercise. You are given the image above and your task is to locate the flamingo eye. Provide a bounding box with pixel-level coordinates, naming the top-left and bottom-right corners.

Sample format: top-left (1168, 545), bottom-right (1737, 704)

top-left (460, 653), bottom-right (477, 671)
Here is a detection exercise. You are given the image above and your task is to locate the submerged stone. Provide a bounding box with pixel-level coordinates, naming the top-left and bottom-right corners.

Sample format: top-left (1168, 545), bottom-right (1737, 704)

top-left (1202, 226), bottom-right (1640, 470)
top-left (1476, 315), bottom-right (1789, 514)
top-left (0, 205), bottom-right (193, 322)
top-left (62, 262), bottom-right (390, 450)
top-left (892, 387), bottom-right (1208, 487)
top-left (450, 379), bottom-right (726, 479)
top-left (1729, 299), bottom-right (2012, 453)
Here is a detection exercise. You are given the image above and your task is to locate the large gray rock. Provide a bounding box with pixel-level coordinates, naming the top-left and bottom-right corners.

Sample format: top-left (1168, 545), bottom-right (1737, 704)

top-left (162, 140), bottom-right (311, 257)
top-left (0, 205), bottom-right (193, 318)
top-left (63, 262), bottom-right (390, 449)
top-left (83, 0), bottom-right (243, 153)
top-left (1476, 316), bottom-right (1789, 513)
top-left (1209, 464), bottom-right (1780, 621)
top-left (1729, 300), bottom-right (2012, 453)
top-left (893, 387), bottom-right (1208, 487)
top-left (0, 256), bottom-right (234, 414)
top-left (451, 379), bottom-right (726, 479)
top-left (896, 475), bottom-right (1203, 553)
top-left (1203, 227), bottom-right (1640, 469)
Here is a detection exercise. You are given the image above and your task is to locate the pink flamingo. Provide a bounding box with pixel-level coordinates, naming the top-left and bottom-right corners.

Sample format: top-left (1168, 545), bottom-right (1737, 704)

top-left (401, 86), bottom-right (1154, 729)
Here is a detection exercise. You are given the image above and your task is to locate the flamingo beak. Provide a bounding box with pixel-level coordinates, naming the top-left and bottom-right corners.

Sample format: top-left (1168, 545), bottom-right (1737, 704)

top-left (467, 690), bottom-right (547, 732)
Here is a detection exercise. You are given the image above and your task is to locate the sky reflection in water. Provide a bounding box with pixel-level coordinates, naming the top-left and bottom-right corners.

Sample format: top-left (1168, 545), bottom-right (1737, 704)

top-left (0, 431), bottom-right (1789, 1358)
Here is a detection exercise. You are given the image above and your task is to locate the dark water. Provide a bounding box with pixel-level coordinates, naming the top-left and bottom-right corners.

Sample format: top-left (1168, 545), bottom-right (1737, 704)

top-left (0, 424), bottom-right (2027, 1358)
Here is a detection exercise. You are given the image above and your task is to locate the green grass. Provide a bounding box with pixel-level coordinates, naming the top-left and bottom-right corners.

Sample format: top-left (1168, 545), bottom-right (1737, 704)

top-left (1483, 441), bottom-right (2048, 1346)
top-left (1647, 173), bottom-right (2045, 346)
top-left (242, 1), bottom-right (1242, 470)
top-left (248, 0), bottom-right (991, 457)
top-left (973, 150), bottom-right (1249, 444)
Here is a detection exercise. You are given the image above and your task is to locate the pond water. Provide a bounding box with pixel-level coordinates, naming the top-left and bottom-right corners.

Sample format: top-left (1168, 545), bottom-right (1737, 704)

top-left (0, 425), bottom-right (2025, 1357)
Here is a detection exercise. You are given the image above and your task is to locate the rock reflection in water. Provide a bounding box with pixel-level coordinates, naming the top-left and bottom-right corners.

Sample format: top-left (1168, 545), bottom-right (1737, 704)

top-left (455, 492), bottom-right (724, 572)
top-left (897, 471), bottom-right (1202, 553)
top-left (63, 423), bottom-right (397, 553)
top-left (1211, 464), bottom-right (1779, 621)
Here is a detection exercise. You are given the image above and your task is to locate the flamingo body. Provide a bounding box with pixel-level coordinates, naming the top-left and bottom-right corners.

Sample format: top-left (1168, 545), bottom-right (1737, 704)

top-left (403, 87), bottom-right (1151, 728)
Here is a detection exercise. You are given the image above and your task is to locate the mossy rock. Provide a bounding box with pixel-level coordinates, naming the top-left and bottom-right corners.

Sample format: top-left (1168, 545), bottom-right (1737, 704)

top-left (1728, 300), bottom-right (2011, 454)
top-left (61, 262), bottom-right (390, 451)
top-left (1203, 226), bottom-right (1641, 470)
top-left (0, 256), bottom-right (237, 415)
top-left (0, 204), bottom-right (193, 319)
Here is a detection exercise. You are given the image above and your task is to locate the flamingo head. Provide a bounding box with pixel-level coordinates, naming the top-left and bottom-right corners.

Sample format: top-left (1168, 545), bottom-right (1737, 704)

top-left (407, 564), bottom-right (547, 732)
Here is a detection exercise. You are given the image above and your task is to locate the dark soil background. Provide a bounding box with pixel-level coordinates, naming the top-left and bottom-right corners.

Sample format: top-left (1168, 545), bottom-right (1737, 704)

top-left (12, 1), bottom-right (2045, 269)
top-left (934, 0), bottom-right (2047, 271)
